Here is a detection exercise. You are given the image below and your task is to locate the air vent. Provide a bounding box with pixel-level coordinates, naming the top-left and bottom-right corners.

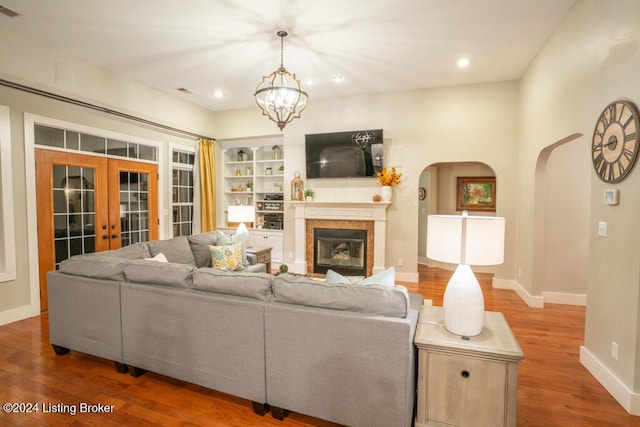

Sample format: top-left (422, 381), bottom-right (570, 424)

top-left (176, 87), bottom-right (192, 94)
top-left (0, 5), bottom-right (20, 18)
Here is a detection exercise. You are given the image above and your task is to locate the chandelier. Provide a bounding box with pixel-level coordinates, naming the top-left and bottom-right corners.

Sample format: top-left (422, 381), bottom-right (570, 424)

top-left (254, 31), bottom-right (308, 131)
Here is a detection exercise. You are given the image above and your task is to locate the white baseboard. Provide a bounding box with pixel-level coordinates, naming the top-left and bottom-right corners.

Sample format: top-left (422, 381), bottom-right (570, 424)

top-left (580, 346), bottom-right (640, 415)
top-left (0, 304), bottom-right (40, 327)
top-left (493, 278), bottom-right (544, 308)
top-left (396, 271), bottom-right (419, 283)
top-left (542, 291), bottom-right (587, 306)
top-left (492, 277), bottom-right (514, 290)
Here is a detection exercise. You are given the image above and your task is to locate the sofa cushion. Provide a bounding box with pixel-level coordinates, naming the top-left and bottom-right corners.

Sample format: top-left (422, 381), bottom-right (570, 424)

top-left (209, 243), bottom-right (243, 271)
top-left (193, 268), bottom-right (273, 301)
top-left (59, 255), bottom-right (128, 281)
top-left (271, 274), bottom-right (410, 318)
top-left (124, 259), bottom-right (195, 288)
top-left (91, 242), bottom-right (151, 260)
top-left (215, 231), bottom-right (249, 267)
top-left (187, 232), bottom-right (218, 268)
top-left (146, 236), bottom-right (196, 266)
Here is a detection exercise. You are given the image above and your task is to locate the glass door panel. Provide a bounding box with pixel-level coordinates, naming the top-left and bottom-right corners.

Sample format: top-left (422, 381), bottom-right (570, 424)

top-left (36, 150), bottom-right (109, 311)
top-left (108, 158), bottom-right (158, 249)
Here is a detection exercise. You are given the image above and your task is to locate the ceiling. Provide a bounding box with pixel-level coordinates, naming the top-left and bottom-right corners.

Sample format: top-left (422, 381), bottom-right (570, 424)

top-left (0, 0), bottom-right (575, 112)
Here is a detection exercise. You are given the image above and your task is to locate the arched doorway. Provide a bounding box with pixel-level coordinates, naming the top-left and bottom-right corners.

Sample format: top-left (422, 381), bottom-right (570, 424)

top-left (418, 161), bottom-right (497, 272)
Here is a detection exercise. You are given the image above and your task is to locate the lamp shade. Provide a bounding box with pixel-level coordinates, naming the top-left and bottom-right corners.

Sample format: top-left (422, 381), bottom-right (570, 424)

top-left (228, 205), bottom-right (255, 223)
top-left (427, 212), bottom-right (505, 336)
top-left (426, 214), bottom-right (505, 266)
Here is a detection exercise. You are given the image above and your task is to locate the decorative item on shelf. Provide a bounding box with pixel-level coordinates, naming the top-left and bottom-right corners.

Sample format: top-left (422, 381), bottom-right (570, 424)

top-left (228, 205), bottom-right (255, 246)
top-left (245, 166), bottom-right (252, 176)
top-left (254, 31), bottom-right (308, 131)
top-left (426, 211), bottom-right (505, 337)
top-left (265, 167), bottom-right (273, 175)
top-left (376, 166), bottom-right (402, 202)
top-left (304, 188), bottom-right (314, 202)
top-left (235, 168), bottom-right (242, 176)
top-left (278, 164), bottom-right (284, 174)
top-left (272, 145), bottom-right (282, 160)
top-left (231, 184), bottom-right (244, 192)
top-left (246, 181), bottom-right (253, 193)
top-left (290, 171), bottom-right (304, 201)
top-left (372, 194), bottom-right (382, 202)
top-left (237, 149), bottom-right (248, 162)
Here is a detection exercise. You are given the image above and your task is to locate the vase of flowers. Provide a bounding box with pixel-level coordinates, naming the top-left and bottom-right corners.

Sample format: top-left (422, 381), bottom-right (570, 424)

top-left (376, 166), bottom-right (402, 202)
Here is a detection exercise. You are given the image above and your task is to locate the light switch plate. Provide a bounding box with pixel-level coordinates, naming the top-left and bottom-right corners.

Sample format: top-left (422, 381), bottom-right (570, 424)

top-left (604, 189), bottom-right (619, 205)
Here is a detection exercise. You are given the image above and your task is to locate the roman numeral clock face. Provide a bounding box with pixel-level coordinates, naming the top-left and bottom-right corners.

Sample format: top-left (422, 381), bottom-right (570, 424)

top-left (592, 100), bottom-right (640, 183)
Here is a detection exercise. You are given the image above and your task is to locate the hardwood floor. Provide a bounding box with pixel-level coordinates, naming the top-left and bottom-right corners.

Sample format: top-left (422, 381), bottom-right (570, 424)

top-left (1, 266), bottom-right (639, 426)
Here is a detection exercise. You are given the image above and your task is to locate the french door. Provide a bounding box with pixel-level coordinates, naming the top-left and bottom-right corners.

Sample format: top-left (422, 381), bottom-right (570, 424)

top-left (36, 149), bottom-right (158, 311)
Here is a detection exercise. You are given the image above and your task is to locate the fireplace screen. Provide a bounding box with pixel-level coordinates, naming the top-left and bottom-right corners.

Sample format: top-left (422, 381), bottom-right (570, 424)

top-left (313, 228), bottom-right (367, 275)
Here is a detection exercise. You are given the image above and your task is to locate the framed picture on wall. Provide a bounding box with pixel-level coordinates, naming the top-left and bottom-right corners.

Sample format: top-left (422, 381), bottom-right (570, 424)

top-left (456, 177), bottom-right (496, 211)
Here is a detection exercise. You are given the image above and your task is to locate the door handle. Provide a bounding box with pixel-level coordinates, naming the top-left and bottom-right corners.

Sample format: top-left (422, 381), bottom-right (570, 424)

top-left (111, 233), bottom-right (118, 239)
top-left (102, 234), bottom-right (109, 240)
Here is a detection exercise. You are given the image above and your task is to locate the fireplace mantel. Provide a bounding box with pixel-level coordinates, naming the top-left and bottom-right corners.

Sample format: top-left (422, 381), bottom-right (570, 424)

top-left (291, 201), bottom-right (390, 275)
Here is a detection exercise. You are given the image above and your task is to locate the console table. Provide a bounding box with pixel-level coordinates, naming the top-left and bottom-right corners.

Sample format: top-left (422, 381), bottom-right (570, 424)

top-left (414, 305), bottom-right (524, 427)
top-left (247, 246), bottom-right (273, 273)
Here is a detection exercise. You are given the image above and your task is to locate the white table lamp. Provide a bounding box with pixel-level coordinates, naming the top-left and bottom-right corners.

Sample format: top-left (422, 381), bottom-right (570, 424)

top-left (426, 211), bottom-right (505, 337)
top-left (228, 205), bottom-right (255, 244)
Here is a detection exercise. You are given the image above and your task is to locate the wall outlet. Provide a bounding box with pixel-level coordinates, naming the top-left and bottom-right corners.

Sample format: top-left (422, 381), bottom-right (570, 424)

top-left (598, 221), bottom-right (608, 237)
top-left (612, 342), bottom-right (619, 361)
top-left (288, 251), bottom-right (293, 260)
top-left (398, 258), bottom-right (404, 267)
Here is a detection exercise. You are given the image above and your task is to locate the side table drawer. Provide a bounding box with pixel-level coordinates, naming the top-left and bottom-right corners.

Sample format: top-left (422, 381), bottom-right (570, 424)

top-left (255, 252), bottom-right (270, 264)
top-left (426, 352), bottom-right (507, 426)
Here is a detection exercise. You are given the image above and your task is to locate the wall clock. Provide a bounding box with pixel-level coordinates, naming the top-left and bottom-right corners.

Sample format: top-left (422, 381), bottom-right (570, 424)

top-left (592, 100), bottom-right (640, 183)
top-left (418, 187), bottom-right (426, 201)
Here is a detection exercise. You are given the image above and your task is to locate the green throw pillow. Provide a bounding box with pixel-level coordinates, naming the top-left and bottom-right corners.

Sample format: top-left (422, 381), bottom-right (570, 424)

top-left (356, 267), bottom-right (395, 287)
top-left (326, 267), bottom-right (396, 287)
top-left (325, 269), bottom-right (351, 284)
top-left (209, 243), bottom-right (243, 271)
top-left (215, 231), bottom-right (249, 267)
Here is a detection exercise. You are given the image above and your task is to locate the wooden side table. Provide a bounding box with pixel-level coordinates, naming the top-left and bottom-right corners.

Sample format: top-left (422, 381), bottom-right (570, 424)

top-left (414, 306), bottom-right (524, 427)
top-left (247, 246), bottom-right (273, 273)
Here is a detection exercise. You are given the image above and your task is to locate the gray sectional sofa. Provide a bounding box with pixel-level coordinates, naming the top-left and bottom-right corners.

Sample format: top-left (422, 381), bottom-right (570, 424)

top-left (47, 232), bottom-right (423, 427)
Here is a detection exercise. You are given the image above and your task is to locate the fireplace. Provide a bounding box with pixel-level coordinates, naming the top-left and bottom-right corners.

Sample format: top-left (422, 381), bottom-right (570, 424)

top-left (313, 228), bottom-right (367, 275)
top-left (293, 201), bottom-right (390, 276)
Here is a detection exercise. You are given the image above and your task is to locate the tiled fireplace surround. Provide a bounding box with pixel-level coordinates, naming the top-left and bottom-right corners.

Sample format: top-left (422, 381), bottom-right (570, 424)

top-left (291, 201), bottom-right (391, 275)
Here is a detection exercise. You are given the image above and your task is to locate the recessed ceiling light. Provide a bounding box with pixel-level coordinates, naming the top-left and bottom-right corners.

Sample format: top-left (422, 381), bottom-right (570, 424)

top-left (213, 90), bottom-right (224, 98)
top-left (305, 79), bottom-right (316, 86)
top-left (457, 57), bottom-right (471, 68)
top-left (332, 75), bottom-right (345, 83)
top-left (176, 87), bottom-right (192, 94)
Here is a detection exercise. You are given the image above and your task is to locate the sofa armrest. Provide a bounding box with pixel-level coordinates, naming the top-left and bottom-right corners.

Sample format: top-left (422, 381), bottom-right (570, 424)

top-left (246, 252), bottom-right (258, 265)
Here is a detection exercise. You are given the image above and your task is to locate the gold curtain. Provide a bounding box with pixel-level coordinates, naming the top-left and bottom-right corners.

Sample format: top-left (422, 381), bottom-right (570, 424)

top-left (198, 138), bottom-right (216, 232)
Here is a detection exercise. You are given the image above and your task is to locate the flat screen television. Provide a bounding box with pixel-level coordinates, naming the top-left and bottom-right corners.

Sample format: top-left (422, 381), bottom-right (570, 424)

top-left (305, 129), bottom-right (383, 179)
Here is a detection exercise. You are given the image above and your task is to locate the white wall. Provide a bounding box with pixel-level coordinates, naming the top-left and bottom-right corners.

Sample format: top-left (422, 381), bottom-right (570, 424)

top-left (518, 0), bottom-right (640, 411)
top-left (541, 138), bottom-right (590, 298)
